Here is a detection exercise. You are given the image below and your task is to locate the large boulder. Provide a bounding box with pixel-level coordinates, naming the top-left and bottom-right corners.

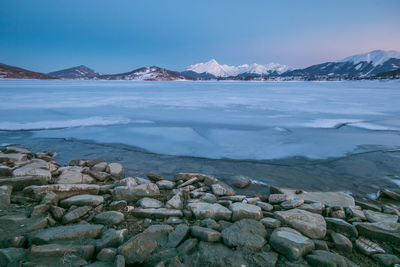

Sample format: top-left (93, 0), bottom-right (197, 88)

top-left (167, 224), bottom-right (189, 248)
top-left (59, 194), bottom-right (104, 208)
top-left (325, 217), bottom-right (358, 238)
top-left (229, 202), bottom-right (263, 221)
top-left (188, 202), bottom-right (232, 221)
top-left (107, 163), bottom-right (124, 179)
top-left (221, 219), bottom-right (267, 250)
top-left (56, 166), bottom-right (90, 184)
top-left (274, 209), bottom-right (326, 239)
top-left (269, 227), bottom-right (315, 261)
top-left (113, 183), bottom-right (160, 201)
top-left (355, 222), bottom-right (400, 245)
top-left (364, 210), bottom-right (399, 223)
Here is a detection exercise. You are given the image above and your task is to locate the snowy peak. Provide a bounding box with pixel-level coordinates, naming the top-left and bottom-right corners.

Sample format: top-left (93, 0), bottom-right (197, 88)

top-left (187, 59), bottom-right (292, 77)
top-left (338, 50), bottom-right (400, 66)
top-left (48, 65), bottom-right (101, 79)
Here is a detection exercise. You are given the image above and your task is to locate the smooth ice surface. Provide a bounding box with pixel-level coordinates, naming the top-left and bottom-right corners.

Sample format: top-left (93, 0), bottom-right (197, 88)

top-left (0, 80), bottom-right (400, 160)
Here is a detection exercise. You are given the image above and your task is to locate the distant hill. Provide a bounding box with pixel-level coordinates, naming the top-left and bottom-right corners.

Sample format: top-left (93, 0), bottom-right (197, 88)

top-left (48, 65), bottom-right (100, 79)
top-left (100, 66), bottom-right (191, 81)
top-left (0, 63), bottom-right (54, 79)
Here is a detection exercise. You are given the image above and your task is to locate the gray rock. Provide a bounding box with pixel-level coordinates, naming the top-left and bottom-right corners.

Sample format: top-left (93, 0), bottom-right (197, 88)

top-left (131, 208), bottom-right (183, 218)
top-left (355, 199), bottom-right (381, 212)
top-left (306, 250), bottom-right (347, 267)
top-left (109, 200), bottom-right (127, 211)
top-left (313, 240), bottom-right (329, 251)
top-left (211, 183), bottom-right (235, 196)
top-left (364, 210), bottom-right (399, 223)
top-left (50, 205), bottom-right (65, 220)
top-left (200, 218), bottom-right (220, 230)
top-left (156, 180), bottom-right (176, 190)
top-left (348, 206), bottom-right (366, 221)
top-left (200, 193), bottom-right (217, 203)
top-left (372, 254), bottom-right (400, 267)
top-left (107, 163), bottom-right (124, 179)
top-left (268, 194), bottom-right (293, 204)
top-left (96, 248), bottom-right (116, 262)
top-left (167, 224), bottom-right (189, 248)
top-left (116, 177), bottom-right (137, 187)
top-left (143, 225), bottom-right (174, 247)
top-left (249, 251), bottom-right (278, 267)
top-left (56, 166), bottom-right (88, 184)
top-left (0, 175), bottom-right (50, 191)
top-left (188, 202), bottom-right (232, 221)
top-left (0, 247), bottom-right (27, 267)
top-left (270, 227), bottom-right (314, 261)
top-left (355, 222), bottom-right (400, 244)
top-left (231, 175), bottom-right (251, 189)
top-left (94, 211), bottom-right (124, 225)
top-left (12, 161), bottom-right (52, 180)
top-left (274, 208), bottom-right (326, 239)
top-left (177, 177), bottom-right (198, 188)
top-left (260, 217), bottom-right (281, 228)
top-left (118, 233), bottom-right (157, 264)
top-left (60, 194), bottom-right (104, 208)
top-left (174, 173), bottom-right (212, 182)
top-left (62, 206), bottom-right (92, 224)
top-left (229, 202), bottom-right (263, 221)
top-left (95, 229), bottom-right (128, 252)
top-left (331, 232), bottom-right (352, 253)
top-left (256, 201), bottom-right (273, 212)
top-left (190, 226), bottom-right (221, 242)
top-left (114, 255), bottom-right (125, 267)
top-left (355, 237), bottom-right (385, 255)
top-left (219, 195), bottom-right (246, 201)
top-left (325, 217), bottom-right (358, 238)
top-left (113, 183), bottom-right (160, 201)
top-left (166, 193), bottom-right (183, 209)
top-left (298, 202), bottom-right (325, 214)
top-left (381, 188), bottom-right (400, 201)
top-left (281, 198), bottom-right (304, 209)
top-left (177, 238), bottom-right (198, 255)
top-left (138, 197), bottom-right (163, 208)
top-left (0, 152), bottom-right (27, 163)
top-left (30, 243), bottom-right (94, 260)
top-left (92, 162), bottom-right (108, 172)
top-left (0, 185), bottom-right (12, 206)
top-left (23, 184), bottom-right (100, 200)
top-left (28, 224), bottom-right (104, 245)
top-left (89, 170), bottom-right (110, 181)
top-left (5, 146), bottom-right (31, 154)
top-left (221, 219), bottom-right (266, 250)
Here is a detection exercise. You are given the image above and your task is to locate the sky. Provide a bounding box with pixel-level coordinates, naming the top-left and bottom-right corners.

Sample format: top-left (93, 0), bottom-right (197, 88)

top-left (1, 0), bottom-right (400, 73)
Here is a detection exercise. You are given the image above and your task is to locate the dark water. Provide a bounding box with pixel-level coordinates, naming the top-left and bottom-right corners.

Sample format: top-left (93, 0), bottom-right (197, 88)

top-left (2, 131), bottom-right (400, 198)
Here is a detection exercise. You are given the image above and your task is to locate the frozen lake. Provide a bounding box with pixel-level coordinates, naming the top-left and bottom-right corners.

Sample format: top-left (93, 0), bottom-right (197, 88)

top-left (1, 79), bottom-right (400, 160)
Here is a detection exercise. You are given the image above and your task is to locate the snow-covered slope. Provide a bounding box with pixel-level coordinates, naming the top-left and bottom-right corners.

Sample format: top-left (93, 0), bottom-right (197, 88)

top-left (100, 66), bottom-right (188, 81)
top-left (187, 59), bottom-right (292, 77)
top-left (48, 65), bottom-right (101, 79)
top-left (338, 50), bottom-right (400, 66)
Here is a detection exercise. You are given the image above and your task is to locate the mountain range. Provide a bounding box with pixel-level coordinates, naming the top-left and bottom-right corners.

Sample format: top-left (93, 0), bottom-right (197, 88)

top-left (1, 50), bottom-right (399, 80)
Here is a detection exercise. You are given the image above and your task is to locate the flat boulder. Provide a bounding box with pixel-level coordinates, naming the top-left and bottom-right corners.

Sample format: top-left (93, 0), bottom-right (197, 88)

top-left (325, 217), bottom-right (358, 238)
top-left (270, 227), bottom-right (314, 261)
top-left (56, 166), bottom-right (86, 184)
top-left (62, 206), bottom-right (92, 224)
top-left (355, 222), bottom-right (400, 245)
top-left (118, 233), bottom-right (157, 265)
top-left (0, 176), bottom-right (50, 191)
top-left (274, 208), bottom-right (326, 239)
top-left (113, 183), bottom-right (160, 201)
top-left (131, 208), bottom-right (183, 218)
top-left (30, 243), bottom-right (94, 260)
top-left (221, 219), bottom-right (266, 250)
top-left (188, 202), bottom-right (232, 221)
top-left (28, 224), bottom-right (104, 245)
top-left (364, 210), bottom-right (399, 223)
top-left (60, 194), bottom-right (104, 208)
top-left (23, 184), bottom-right (100, 200)
top-left (138, 197), bottom-right (163, 208)
top-left (229, 202), bottom-right (263, 221)
top-left (190, 226), bottom-right (221, 242)
top-left (94, 211), bottom-right (125, 225)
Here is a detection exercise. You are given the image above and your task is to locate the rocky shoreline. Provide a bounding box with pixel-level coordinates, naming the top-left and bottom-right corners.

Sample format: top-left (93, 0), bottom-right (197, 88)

top-left (0, 147), bottom-right (400, 266)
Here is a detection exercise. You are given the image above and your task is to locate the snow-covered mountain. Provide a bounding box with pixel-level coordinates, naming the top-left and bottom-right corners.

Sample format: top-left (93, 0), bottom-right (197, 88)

top-left (338, 50), bottom-right (400, 66)
top-left (100, 66), bottom-right (188, 81)
top-left (48, 65), bottom-right (101, 79)
top-left (187, 59), bottom-right (292, 77)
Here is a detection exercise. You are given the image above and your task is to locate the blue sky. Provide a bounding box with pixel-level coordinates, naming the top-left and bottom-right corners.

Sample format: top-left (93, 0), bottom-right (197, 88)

top-left (1, 0), bottom-right (400, 73)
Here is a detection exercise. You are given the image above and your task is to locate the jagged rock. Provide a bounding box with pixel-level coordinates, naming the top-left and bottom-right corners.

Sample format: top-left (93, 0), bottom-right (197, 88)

top-left (30, 243), bottom-right (94, 260)
top-left (60, 194), bottom-right (104, 208)
top-left (177, 238), bottom-right (198, 255)
top-left (372, 254), bottom-right (400, 267)
top-left (167, 224), bottom-right (189, 248)
top-left (143, 225), bottom-right (174, 247)
top-left (281, 198), bottom-right (304, 209)
top-left (261, 217), bottom-right (281, 228)
top-left (0, 152), bottom-right (27, 163)
top-left (274, 208), bottom-right (326, 239)
top-left (92, 162), bottom-right (108, 172)
top-left (49, 205), bottom-right (65, 220)
top-left (200, 193), bottom-right (217, 203)
top-left (270, 227), bottom-right (314, 261)
top-left (230, 202), bottom-right (262, 221)
top-left (355, 199), bottom-right (381, 212)
top-left (0, 185), bottom-right (12, 206)
top-left (177, 177), bottom-right (198, 188)
top-left (131, 208), bottom-right (183, 218)
top-left (306, 250), bottom-right (347, 267)
top-left (381, 188), bottom-right (400, 201)
top-left (94, 211), bottom-right (124, 225)
top-left (23, 184), bottom-right (100, 200)
top-left (28, 224), bottom-right (104, 245)
top-left (355, 222), bottom-right (400, 244)
top-left (364, 210), bottom-right (399, 223)
top-left (156, 180), bottom-right (176, 190)
top-left (256, 201), bottom-right (273, 211)
top-left (118, 232), bottom-right (157, 265)
top-left (95, 229), bottom-right (128, 252)
top-left (107, 163), bottom-right (124, 179)
top-left (211, 183), bottom-right (235, 196)
top-left (190, 226), bottom-right (221, 242)
top-left (29, 204), bottom-right (50, 218)
top-left (188, 202), bottom-right (232, 221)
top-left (0, 247), bottom-right (27, 267)
top-left (12, 161), bottom-right (52, 180)
top-left (331, 232), bottom-right (352, 253)
top-left (298, 202), bottom-right (325, 214)
top-left (96, 248), bottom-right (116, 262)
top-left (166, 193), bottom-right (183, 209)
top-left (268, 194), bottom-right (293, 204)
top-left (138, 197), bottom-right (163, 208)
top-left (113, 183), bottom-right (160, 201)
top-left (355, 237), bottom-right (385, 255)
top-left (231, 175), bottom-right (251, 188)
top-left (325, 217), bottom-right (358, 238)
top-left (62, 206), bottom-right (92, 224)
top-left (221, 219), bottom-right (266, 250)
